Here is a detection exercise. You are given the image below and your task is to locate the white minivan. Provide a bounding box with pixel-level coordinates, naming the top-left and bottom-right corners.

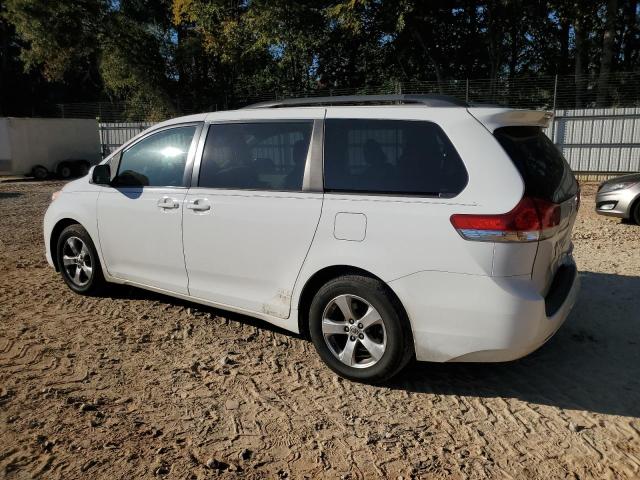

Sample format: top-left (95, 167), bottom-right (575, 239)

top-left (44, 95), bottom-right (580, 382)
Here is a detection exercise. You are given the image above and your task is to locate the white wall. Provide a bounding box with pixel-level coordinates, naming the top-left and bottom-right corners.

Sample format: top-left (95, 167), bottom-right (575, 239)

top-left (1, 118), bottom-right (101, 175)
top-left (0, 118), bottom-right (12, 174)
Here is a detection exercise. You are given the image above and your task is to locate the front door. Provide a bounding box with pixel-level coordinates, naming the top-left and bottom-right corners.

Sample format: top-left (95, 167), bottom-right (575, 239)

top-left (182, 119), bottom-right (323, 318)
top-left (97, 124), bottom-right (200, 294)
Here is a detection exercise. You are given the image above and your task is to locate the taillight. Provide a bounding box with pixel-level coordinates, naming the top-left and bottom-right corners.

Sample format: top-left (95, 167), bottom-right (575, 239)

top-left (450, 197), bottom-right (561, 242)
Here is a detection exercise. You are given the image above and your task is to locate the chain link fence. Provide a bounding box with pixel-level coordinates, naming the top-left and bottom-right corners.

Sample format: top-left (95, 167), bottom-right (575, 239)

top-left (56, 72), bottom-right (640, 122)
top-left (53, 72), bottom-right (640, 175)
top-left (98, 122), bottom-right (155, 157)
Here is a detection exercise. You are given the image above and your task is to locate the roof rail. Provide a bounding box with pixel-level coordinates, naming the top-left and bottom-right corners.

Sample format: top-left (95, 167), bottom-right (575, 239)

top-left (243, 94), bottom-right (468, 109)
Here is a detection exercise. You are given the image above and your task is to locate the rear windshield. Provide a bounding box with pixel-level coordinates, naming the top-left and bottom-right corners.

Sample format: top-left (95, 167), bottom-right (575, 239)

top-left (494, 126), bottom-right (578, 203)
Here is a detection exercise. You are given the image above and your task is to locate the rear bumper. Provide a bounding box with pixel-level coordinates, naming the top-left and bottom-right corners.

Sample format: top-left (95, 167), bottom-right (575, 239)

top-left (388, 261), bottom-right (580, 362)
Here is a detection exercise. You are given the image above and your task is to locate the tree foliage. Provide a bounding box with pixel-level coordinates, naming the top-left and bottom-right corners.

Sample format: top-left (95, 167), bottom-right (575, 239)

top-left (1, 0), bottom-right (639, 116)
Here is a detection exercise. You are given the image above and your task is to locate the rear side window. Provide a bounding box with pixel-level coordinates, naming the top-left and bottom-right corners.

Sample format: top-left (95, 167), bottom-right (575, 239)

top-left (324, 119), bottom-right (467, 197)
top-left (494, 126), bottom-right (578, 203)
top-left (199, 122), bottom-right (313, 191)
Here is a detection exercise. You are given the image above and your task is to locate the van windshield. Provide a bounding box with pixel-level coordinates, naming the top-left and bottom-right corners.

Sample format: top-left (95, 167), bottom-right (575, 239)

top-left (494, 126), bottom-right (578, 204)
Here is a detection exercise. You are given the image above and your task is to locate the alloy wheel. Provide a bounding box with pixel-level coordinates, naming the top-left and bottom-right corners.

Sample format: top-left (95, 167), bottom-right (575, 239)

top-left (62, 236), bottom-right (93, 287)
top-left (321, 294), bottom-right (387, 368)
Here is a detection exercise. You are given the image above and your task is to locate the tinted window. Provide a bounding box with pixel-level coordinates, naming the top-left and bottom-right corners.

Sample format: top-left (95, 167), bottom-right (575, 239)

top-left (324, 119), bottom-right (467, 196)
top-left (494, 126), bottom-right (578, 203)
top-left (199, 122), bottom-right (313, 190)
top-left (113, 126), bottom-right (196, 187)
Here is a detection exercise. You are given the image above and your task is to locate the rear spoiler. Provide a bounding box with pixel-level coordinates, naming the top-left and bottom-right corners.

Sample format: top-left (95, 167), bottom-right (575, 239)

top-left (467, 108), bottom-right (553, 132)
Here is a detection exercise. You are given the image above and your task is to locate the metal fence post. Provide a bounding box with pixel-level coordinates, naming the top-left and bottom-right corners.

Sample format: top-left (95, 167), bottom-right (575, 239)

top-left (98, 122), bottom-right (104, 158)
top-left (465, 78), bottom-right (469, 103)
top-left (551, 74), bottom-right (558, 143)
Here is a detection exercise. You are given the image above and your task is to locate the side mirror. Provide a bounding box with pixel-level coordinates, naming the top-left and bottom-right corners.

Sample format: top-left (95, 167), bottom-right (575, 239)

top-left (91, 164), bottom-right (111, 185)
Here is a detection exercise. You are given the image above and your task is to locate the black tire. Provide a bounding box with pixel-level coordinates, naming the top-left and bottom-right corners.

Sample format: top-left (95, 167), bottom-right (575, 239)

top-left (57, 162), bottom-right (73, 179)
top-left (56, 224), bottom-right (106, 295)
top-left (632, 198), bottom-right (640, 225)
top-left (308, 275), bottom-right (413, 383)
top-left (31, 165), bottom-right (49, 180)
top-left (74, 160), bottom-right (91, 177)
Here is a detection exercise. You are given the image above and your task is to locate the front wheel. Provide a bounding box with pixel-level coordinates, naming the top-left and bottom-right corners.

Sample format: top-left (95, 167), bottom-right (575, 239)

top-left (31, 165), bottom-right (48, 180)
top-left (309, 275), bottom-right (413, 383)
top-left (73, 160), bottom-right (91, 177)
top-left (56, 224), bottom-right (105, 295)
top-left (632, 199), bottom-right (640, 225)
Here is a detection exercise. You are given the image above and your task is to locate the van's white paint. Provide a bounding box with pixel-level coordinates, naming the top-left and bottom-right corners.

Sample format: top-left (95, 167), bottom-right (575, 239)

top-left (388, 270), bottom-right (579, 362)
top-left (97, 187), bottom-right (190, 294)
top-left (333, 212), bottom-right (367, 241)
top-left (43, 181), bottom-right (105, 269)
top-left (0, 117), bottom-right (101, 175)
top-left (44, 105), bottom-right (579, 364)
top-left (183, 189), bottom-right (323, 318)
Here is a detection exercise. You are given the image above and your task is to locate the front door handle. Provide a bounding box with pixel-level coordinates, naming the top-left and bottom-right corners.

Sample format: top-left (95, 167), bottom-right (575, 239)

top-left (157, 196), bottom-right (179, 209)
top-left (186, 198), bottom-right (211, 212)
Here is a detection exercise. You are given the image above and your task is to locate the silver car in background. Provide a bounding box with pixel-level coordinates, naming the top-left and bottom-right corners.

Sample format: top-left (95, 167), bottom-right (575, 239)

top-left (595, 173), bottom-right (640, 224)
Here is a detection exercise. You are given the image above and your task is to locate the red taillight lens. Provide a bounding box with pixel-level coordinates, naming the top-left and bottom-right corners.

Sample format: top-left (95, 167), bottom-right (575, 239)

top-left (536, 198), bottom-right (561, 229)
top-left (450, 197), bottom-right (561, 242)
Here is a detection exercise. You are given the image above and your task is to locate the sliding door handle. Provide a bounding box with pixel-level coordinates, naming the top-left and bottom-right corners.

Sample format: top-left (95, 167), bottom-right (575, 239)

top-left (186, 199), bottom-right (211, 212)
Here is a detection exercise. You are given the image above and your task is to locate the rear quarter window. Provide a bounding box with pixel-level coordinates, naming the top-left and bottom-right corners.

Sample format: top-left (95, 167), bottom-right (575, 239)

top-left (494, 126), bottom-right (578, 204)
top-left (324, 119), bottom-right (468, 197)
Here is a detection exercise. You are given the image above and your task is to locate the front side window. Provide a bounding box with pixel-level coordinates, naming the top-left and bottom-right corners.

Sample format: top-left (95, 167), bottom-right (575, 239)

top-left (199, 122), bottom-right (313, 191)
top-left (113, 126), bottom-right (197, 187)
top-left (324, 119), bottom-right (468, 197)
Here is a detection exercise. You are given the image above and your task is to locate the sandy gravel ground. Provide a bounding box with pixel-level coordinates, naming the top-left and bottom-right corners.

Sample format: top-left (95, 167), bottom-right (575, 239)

top-left (0, 180), bottom-right (639, 479)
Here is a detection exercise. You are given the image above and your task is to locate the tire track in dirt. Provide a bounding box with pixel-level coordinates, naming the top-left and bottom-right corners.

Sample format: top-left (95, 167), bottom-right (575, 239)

top-left (0, 180), bottom-right (639, 479)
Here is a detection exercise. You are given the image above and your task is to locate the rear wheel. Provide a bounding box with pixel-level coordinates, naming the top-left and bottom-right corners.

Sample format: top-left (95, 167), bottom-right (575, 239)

top-left (309, 275), bottom-right (413, 383)
top-left (56, 224), bottom-right (105, 295)
top-left (57, 162), bottom-right (73, 179)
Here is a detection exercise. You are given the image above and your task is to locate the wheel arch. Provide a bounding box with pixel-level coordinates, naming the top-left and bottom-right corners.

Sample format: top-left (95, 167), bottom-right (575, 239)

top-left (296, 265), bottom-right (413, 345)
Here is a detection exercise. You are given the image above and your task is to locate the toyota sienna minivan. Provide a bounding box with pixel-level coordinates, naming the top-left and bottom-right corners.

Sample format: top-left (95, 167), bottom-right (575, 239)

top-left (44, 94), bottom-right (580, 382)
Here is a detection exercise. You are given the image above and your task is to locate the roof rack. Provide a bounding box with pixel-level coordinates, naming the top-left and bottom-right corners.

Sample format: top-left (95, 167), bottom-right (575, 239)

top-left (243, 94), bottom-right (468, 109)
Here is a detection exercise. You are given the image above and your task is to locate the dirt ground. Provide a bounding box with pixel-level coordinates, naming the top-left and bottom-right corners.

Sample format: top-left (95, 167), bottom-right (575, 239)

top-left (0, 180), bottom-right (638, 479)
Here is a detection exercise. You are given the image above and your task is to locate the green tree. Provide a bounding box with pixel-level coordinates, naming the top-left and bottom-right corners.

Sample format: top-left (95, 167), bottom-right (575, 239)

top-left (3, 0), bottom-right (105, 82)
top-left (3, 0), bottom-right (640, 115)
top-left (99, 11), bottom-right (175, 119)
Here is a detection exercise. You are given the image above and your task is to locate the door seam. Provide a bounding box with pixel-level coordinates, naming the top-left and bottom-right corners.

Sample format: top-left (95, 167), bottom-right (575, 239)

top-left (287, 108), bottom-right (327, 318)
top-left (181, 192), bottom-right (192, 296)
